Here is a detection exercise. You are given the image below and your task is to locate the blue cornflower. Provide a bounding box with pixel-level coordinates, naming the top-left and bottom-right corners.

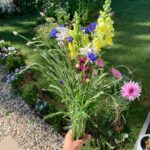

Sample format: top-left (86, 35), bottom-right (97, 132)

top-left (80, 27), bottom-right (89, 34)
top-left (87, 52), bottom-right (97, 63)
top-left (59, 80), bottom-right (63, 85)
top-left (88, 22), bottom-right (98, 33)
top-left (50, 28), bottom-right (58, 38)
top-left (68, 37), bottom-right (73, 42)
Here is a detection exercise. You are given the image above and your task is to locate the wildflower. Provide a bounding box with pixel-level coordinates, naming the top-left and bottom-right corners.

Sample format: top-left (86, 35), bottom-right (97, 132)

top-left (75, 64), bottom-right (80, 69)
top-left (79, 65), bottom-right (84, 71)
top-left (83, 74), bottom-right (89, 80)
top-left (68, 37), bottom-right (73, 43)
top-left (79, 44), bottom-right (92, 55)
top-left (79, 65), bottom-right (89, 72)
top-left (8, 47), bottom-right (15, 51)
top-left (15, 68), bottom-right (19, 73)
top-left (0, 40), bottom-right (5, 43)
top-left (81, 27), bottom-right (89, 34)
top-left (87, 52), bottom-right (97, 63)
top-left (95, 59), bottom-right (105, 68)
top-left (88, 22), bottom-right (98, 33)
top-left (50, 28), bottom-right (58, 38)
top-left (79, 57), bottom-right (87, 64)
top-left (13, 31), bottom-right (18, 36)
top-left (111, 67), bottom-right (122, 79)
top-left (59, 80), bottom-right (63, 85)
top-left (40, 12), bottom-right (45, 17)
top-left (56, 27), bottom-right (69, 41)
top-left (121, 81), bottom-right (141, 101)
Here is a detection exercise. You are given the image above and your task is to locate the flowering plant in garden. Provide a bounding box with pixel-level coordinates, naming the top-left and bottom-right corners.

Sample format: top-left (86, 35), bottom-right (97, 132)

top-left (14, 0), bottom-right (141, 144)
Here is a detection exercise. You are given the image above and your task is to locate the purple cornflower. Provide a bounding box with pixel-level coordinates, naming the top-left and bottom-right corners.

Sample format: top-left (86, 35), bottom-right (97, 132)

top-left (87, 52), bottom-right (97, 63)
top-left (68, 37), bottom-right (73, 42)
top-left (88, 22), bottom-right (98, 33)
top-left (50, 28), bottom-right (58, 38)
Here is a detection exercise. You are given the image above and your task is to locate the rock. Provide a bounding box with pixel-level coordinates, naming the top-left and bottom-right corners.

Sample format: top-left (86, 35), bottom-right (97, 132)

top-left (0, 65), bottom-right (63, 149)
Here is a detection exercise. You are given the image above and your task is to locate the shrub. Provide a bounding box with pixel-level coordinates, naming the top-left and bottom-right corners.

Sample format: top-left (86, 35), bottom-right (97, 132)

top-left (6, 53), bottom-right (26, 72)
top-left (22, 83), bottom-right (38, 107)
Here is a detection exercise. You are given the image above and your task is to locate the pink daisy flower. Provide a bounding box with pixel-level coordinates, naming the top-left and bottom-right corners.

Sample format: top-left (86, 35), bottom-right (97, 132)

top-left (111, 67), bottom-right (122, 79)
top-left (95, 59), bottom-right (105, 68)
top-left (121, 81), bottom-right (141, 101)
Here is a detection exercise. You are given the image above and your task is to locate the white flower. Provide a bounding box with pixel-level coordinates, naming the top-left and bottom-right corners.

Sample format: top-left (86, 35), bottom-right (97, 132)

top-left (0, 40), bottom-right (5, 43)
top-left (13, 31), bottom-right (18, 36)
top-left (8, 47), bottom-right (15, 51)
top-left (79, 44), bottom-right (92, 55)
top-left (56, 26), bottom-right (69, 41)
top-left (40, 12), bottom-right (45, 17)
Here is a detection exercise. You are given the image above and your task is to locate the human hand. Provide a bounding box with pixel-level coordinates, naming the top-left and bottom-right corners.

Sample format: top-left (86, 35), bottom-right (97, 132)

top-left (62, 130), bottom-right (91, 150)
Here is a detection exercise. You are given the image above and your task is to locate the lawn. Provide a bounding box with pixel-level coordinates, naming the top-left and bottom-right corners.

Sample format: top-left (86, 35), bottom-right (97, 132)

top-left (0, 0), bottom-right (149, 149)
top-left (0, 14), bottom-right (39, 55)
top-left (104, 0), bottom-right (150, 148)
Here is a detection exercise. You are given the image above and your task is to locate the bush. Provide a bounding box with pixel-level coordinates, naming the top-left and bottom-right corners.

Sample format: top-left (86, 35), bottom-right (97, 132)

top-left (22, 83), bottom-right (38, 107)
top-left (6, 53), bottom-right (26, 72)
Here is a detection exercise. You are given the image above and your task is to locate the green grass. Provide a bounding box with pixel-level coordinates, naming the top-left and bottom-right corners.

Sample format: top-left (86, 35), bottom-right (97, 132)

top-left (0, 14), bottom-right (39, 55)
top-left (104, 0), bottom-right (150, 148)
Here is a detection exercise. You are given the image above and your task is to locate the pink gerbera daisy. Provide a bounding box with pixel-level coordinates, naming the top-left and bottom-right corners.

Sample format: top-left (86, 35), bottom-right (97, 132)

top-left (121, 81), bottom-right (141, 101)
top-left (111, 67), bottom-right (122, 79)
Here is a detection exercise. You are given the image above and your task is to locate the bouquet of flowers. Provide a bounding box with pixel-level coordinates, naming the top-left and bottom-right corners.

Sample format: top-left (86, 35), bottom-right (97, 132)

top-left (15, 0), bottom-right (141, 142)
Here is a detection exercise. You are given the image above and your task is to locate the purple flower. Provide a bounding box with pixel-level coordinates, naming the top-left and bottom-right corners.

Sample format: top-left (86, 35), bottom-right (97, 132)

top-left (81, 27), bottom-right (89, 34)
top-left (59, 80), bottom-right (63, 85)
top-left (87, 52), bottom-right (97, 63)
top-left (50, 28), bottom-right (58, 38)
top-left (68, 37), bottom-right (73, 42)
top-left (88, 22), bottom-right (98, 33)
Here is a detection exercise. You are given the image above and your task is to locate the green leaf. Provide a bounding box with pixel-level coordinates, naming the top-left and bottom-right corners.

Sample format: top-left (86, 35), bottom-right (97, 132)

top-left (44, 112), bottom-right (64, 120)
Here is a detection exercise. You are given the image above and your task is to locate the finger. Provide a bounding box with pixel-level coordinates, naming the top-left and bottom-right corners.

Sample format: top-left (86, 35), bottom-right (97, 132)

top-left (65, 130), bottom-right (73, 140)
top-left (78, 134), bottom-right (91, 144)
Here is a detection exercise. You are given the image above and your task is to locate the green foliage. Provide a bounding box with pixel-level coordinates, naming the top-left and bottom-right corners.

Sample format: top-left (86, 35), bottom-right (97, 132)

top-left (43, 0), bottom-right (105, 23)
top-left (6, 53), bottom-right (26, 72)
top-left (22, 83), bottom-right (38, 107)
top-left (55, 8), bottom-right (70, 24)
top-left (11, 73), bottom-right (24, 91)
top-left (18, 0), bottom-right (43, 14)
top-left (0, 41), bottom-right (11, 49)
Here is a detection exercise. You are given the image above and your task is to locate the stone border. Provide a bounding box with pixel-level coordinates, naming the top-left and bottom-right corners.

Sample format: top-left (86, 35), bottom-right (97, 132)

top-left (134, 111), bottom-right (150, 150)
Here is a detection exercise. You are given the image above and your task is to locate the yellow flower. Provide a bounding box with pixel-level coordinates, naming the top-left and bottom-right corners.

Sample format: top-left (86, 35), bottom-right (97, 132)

top-left (68, 42), bottom-right (77, 59)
